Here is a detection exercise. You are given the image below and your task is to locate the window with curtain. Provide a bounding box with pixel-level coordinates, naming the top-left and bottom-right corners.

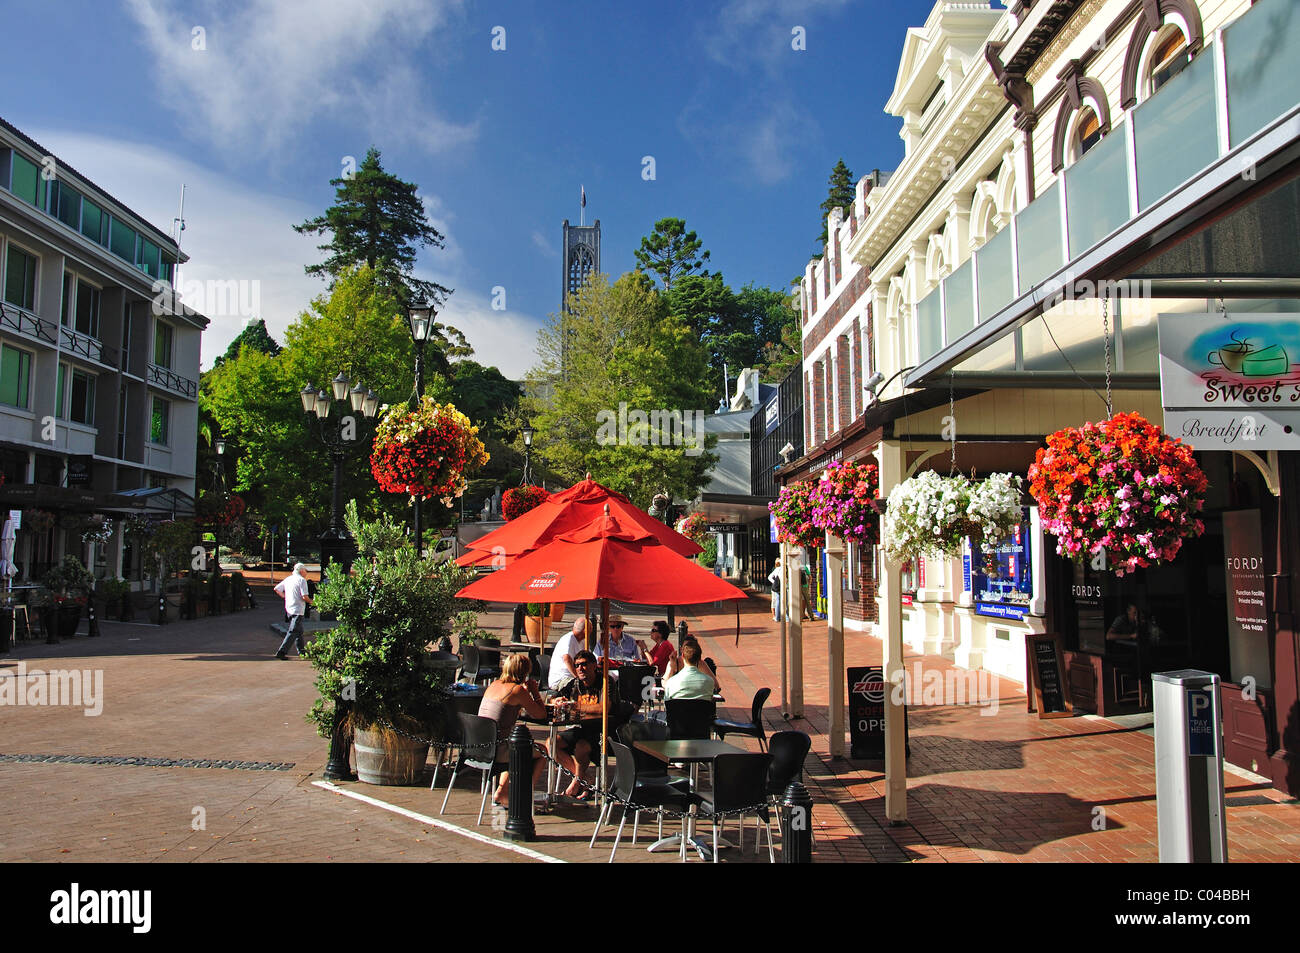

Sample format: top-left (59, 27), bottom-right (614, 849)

top-left (150, 395), bottom-right (169, 445)
top-left (0, 345), bottom-right (32, 409)
top-left (4, 245), bottom-right (37, 310)
top-left (1150, 29), bottom-right (1190, 95)
top-left (8, 153), bottom-right (44, 208)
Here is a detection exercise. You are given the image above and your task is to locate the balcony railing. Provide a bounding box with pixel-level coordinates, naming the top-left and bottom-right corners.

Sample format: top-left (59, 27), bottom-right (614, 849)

top-left (59, 324), bottom-right (119, 370)
top-left (0, 301), bottom-right (56, 346)
top-left (909, 0), bottom-right (1300, 368)
top-left (147, 362), bottom-right (198, 400)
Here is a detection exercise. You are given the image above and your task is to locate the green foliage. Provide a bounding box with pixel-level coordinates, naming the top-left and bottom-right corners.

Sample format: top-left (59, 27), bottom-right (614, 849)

top-left (755, 288), bottom-right (803, 384)
top-left (215, 318), bottom-right (281, 368)
top-left (634, 217), bottom-right (711, 291)
top-left (43, 555), bottom-right (94, 596)
top-left (95, 577), bottom-right (130, 602)
top-left (453, 609), bottom-right (488, 645)
top-left (817, 158), bottom-right (856, 250)
top-left (343, 499), bottom-right (407, 556)
top-left (527, 272), bottom-right (719, 509)
top-left (303, 543), bottom-right (473, 735)
top-left (524, 602), bottom-right (549, 617)
top-left (697, 537), bottom-right (719, 568)
top-left (141, 521), bottom-right (196, 579)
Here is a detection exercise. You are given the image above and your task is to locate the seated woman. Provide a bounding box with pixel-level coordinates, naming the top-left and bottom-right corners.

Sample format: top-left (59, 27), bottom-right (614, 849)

top-left (477, 653), bottom-right (547, 808)
top-left (644, 621), bottom-right (677, 678)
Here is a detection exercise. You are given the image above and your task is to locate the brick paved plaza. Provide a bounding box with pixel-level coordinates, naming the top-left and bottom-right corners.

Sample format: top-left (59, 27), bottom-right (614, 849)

top-left (1, 587), bottom-right (1296, 864)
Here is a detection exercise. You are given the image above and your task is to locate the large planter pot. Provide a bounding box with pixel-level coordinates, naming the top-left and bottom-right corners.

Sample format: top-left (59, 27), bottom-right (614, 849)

top-left (549, 603), bottom-right (566, 623)
top-left (58, 603), bottom-right (83, 639)
top-left (523, 614), bottom-right (550, 644)
top-left (353, 727), bottom-right (430, 785)
top-left (39, 606), bottom-right (58, 643)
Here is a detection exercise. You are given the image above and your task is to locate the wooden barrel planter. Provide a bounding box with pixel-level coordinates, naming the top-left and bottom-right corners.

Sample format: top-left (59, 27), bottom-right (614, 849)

top-left (353, 727), bottom-right (430, 785)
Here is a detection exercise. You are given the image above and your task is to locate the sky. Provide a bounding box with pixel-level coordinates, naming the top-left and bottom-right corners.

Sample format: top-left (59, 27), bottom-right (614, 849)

top-left (1, 0), bottom-right (958, 380)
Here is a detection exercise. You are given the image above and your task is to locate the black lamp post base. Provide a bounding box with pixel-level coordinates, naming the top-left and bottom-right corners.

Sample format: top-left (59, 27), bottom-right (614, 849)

top-left (318, 532), bottom-right (357, 578)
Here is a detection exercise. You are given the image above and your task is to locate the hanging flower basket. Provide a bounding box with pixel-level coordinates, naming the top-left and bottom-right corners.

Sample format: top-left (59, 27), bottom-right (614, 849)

top-left (79, 514), bottom-right (114, 545)
top-left (196, 494), bottom-right (246, 528)
top-left (769, 480), bottom-right (824, 550)
top-left (22, 508), bottom-right (55, 533)
top-left (809, 460), bottom-right (881, 547)
top-left (1028, 411), bottom-right (1207, 576)
top-left (881, 471), bottom-right (974, 564)
top-left (502, 485), bottom-right (549, 521)
top-left (966, 472), bottom-right (1024, 543)
top-left (370, 397), bottom-right (489, 505)
top-left (674, 512), bottom-right (710, 543)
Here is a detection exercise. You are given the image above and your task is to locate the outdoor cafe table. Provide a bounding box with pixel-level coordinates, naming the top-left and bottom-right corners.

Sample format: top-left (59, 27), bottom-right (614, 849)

top-left (633, 739), bottom-right (745, 861)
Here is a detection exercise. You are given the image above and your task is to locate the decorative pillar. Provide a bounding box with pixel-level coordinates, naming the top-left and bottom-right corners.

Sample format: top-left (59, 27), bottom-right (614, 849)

top-left (826, 531), bottom-right (846, 759)
top-left (876, 440), bottom-right (908, 823)
top-left (779, 540), bottom-right (790, 716)
top-left (789, 545), bottom-right (805, 719)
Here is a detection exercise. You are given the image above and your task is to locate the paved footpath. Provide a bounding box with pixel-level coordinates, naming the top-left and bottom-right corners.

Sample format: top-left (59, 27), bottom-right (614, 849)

top-left (0, 595), bottom-right (527, 864)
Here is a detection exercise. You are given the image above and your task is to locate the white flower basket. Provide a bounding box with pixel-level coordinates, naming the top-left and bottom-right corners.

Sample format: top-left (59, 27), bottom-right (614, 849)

top-left (881, 471), bottom-right (1023, 564)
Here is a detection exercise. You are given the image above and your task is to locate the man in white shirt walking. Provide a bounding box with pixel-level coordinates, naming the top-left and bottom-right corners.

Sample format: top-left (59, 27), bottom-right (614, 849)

top-left (273, 563), bottom-right (313, 659)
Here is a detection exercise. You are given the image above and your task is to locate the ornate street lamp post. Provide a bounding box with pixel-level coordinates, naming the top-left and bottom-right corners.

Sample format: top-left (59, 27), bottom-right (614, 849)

top-left (520, 421), bottom-right (535, 486)
top-left (298, 374), bottom-right (379, 576)
top-left (407, 302), bottom-right (434, 554)
top-left (209, 438), bottom-right (228, 615)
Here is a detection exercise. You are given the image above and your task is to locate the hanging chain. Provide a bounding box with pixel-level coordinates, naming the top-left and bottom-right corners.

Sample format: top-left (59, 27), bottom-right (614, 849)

top-left (1102, 295), bottom-right (1113, 419)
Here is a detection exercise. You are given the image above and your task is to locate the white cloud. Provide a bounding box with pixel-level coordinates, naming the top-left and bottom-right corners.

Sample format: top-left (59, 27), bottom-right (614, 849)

top-left (123, 0), bottom-right (479, 158)
top-left (28, 128), bottom-right (543, 378)
top-left (531, 230), bottom-right (558, 259)
top-left (677, 91), bottom-right (817, 186)
top-left (704, 0), bottom-right (853, 75)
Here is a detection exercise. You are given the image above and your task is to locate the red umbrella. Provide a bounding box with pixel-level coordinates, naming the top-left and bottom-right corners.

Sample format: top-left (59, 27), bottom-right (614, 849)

top-left (460, 477), bottom-right (701, 565)
top-left (455, 509), bottom-right (743, 605)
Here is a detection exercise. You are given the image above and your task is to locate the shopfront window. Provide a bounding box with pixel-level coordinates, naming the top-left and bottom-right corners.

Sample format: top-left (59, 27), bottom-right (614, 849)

top-left (970, 509), bottom-right (1034, 621)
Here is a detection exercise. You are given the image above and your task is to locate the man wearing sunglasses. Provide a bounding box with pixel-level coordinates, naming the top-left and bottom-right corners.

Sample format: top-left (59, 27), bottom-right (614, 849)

top-left (551, 650), bottom-right (633, 800)
top-left (594, 614), bottom-right (641, 661)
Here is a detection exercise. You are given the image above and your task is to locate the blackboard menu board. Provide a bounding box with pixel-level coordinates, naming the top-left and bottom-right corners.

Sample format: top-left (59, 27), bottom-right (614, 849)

top-left (848, 666), bottom-right (909, 760)
top-left (1025, 633), bottom-right (1073, 718)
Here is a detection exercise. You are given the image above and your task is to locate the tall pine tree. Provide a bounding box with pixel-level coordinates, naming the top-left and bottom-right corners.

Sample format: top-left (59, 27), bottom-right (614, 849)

top-left (634, 218), bottom-right (711, 291)
top-left (816, 158), bottom-right (856, 252)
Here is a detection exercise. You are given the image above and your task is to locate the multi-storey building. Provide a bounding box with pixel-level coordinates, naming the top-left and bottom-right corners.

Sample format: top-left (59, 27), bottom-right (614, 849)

top-left (0, 118), bottom-right (206, 585)
top-left (786, 0), bottom-right (1300, 795)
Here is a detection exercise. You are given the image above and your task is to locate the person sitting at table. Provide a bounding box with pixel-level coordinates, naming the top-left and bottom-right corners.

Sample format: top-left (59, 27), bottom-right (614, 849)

top-left (552, 651), bottom-right (633, 799)
top-left (674, 634), bottom-right (722, 694)
top-left (477, 653), bottom-right (548, 808)
top-left (548, 617), bottom-right (587, 693)
top-left (643, 620), bottom-right (676, 677)
top-left (662, 640), bottom-right (717, 700)
top-left (1106, 602), bottom-right (1143, 641)
top-left (594, 614), bottom-right (639, 661)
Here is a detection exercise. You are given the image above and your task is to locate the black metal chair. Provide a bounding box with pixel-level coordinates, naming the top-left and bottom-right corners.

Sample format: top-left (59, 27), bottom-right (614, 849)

top-left (766, 730), bottom-right (812, 847)
top-left (618, 663), bottom-right (656, 715)
top-left (438, 713), bottom-right (502, 825)
top-left (458, 645), bottom-right (499, 685)
top-left (598, 741), bottom-right (696, 863)
top-left (666, 698), bottom-right (716, 740)
top-left (714, 687), bottom-right (771, 751)
top-left (697, 752), bottom-right (776, 863)
top-left (595, 719), bottom-right (691, 848)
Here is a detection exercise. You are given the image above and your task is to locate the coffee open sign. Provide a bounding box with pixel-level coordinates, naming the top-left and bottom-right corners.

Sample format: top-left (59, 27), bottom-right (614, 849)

top-left (848, 666), bottom-right (908, 760)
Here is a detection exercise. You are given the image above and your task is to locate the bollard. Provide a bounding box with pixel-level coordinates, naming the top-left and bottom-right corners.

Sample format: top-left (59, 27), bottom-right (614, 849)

top-left (245, 582), bottom-right (258, 609)
top-left (87, 600), bottom-right (100, 638)
top-left (157, 593), bottom-right (166, 626)
top-left (512, 604), bottom-right (525, 642)
top-left (323, 699), bottom-right (356, 781)
top-left (503, 723), bottom-right (536, 842)
top-left (780, 781), bottom-right (814, 863)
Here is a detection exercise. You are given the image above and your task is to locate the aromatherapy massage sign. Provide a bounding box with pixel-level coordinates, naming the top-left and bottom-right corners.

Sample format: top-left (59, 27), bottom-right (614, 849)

top-left (1158, 314), bottom-right (1300, 450)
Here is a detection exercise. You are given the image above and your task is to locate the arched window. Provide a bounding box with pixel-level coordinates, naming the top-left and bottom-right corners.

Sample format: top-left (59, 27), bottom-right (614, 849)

top-left (1072, 106), bottom-right (1102, 162)
top-left (1148, 27), bottom-right (1190, 95)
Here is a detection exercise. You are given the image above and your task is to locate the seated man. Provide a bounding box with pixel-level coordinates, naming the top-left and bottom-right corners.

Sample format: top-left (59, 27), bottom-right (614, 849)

top-left (551, 650), bottom-right (633, 799)
top-left (662, 640), bottom-right (717, 700)
top-left (594, 614), bottom-right (639, 661)
top-left (548, 618), bottom-right (587, 693)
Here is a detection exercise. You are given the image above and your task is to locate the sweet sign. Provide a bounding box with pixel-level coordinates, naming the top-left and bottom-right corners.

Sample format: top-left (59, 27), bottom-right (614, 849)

top-left (1158, 314), bottom-right (1300, 449)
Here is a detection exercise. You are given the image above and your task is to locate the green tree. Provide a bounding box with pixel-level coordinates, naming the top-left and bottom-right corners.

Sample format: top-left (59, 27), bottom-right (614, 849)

top-left (293, 147), bottom-right (470, 369)
top-left (816, 158), bottom-right (856, 251)
top-left (634, 218), bottom-right (711, 291)
top-left (214, 318), bottom-right (281, 368)
top-left (526, 272), bottom-right (718, 507)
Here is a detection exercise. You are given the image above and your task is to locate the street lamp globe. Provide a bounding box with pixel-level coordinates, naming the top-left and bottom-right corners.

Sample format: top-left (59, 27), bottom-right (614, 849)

top-left (349, 382), bottom-right (366, 413)
top-left (300, 383), bottom-right (317, 413)
top-left (215, 438), bottom-right (227, 456)
top-left (363, 390), bottom-right (379, 419)
top-left (408, 302), bottom-right (434, 343)
top-left (331, 372), bottom-right (350, 401)
top-left (315, 389), bottom-right (331, 419)
top-left (521, 423), bottom-right (535, 448)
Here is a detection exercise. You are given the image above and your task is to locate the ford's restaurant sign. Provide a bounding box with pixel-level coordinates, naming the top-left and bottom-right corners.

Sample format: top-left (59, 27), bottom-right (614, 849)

top-left (1158, 314), bottom-right (1300, 450)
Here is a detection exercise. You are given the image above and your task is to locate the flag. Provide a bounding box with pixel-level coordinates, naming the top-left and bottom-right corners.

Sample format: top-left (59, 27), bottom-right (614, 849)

top-left (581, 185), bottom-right (586, 208)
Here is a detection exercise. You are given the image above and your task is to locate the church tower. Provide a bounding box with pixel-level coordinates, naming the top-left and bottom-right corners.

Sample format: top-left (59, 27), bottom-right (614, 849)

top-left (561, 218), bottom-right (599, 313)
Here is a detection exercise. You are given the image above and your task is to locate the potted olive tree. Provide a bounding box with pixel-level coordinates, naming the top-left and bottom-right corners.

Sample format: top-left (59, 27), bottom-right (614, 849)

top-left (523, 602), bottom-right (551, 644)
top-left (42, 555), bottom-right (94, 639)
top-left (305, 517), bottom-right (477, 785)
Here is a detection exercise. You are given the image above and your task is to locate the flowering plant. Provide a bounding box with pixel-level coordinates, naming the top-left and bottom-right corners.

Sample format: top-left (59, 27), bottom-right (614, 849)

top-left (769, 480), bottom-right (824, 550)
top-left (674, 512), bottom-right (710, 543)
top-left (502, 485), bottom-right (550, 521)
top-left (79, 513), bottom-right (114, 545)
top-left (966, 473), bottom-right (1024, 542)
top-left (370, 397), bottom-right (489, 504)
top-left (881, 471), bottom-right (974, 563)
top-left (1028, 411), bottom-right (1206, 576)
top-left (196, 494), bottom-right (246, 528)
top-left (809, 460), bottom-right (880, 546)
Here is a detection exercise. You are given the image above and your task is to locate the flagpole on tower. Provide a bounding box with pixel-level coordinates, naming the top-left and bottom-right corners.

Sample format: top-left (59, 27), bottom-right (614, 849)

top-left (580, 184), bottom-right (586, 227)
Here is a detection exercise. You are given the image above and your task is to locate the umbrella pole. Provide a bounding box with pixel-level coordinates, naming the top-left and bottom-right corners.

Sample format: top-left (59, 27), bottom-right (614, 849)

top-left (584, 600), bottom-right (591, 650)
top-left (599, 597), bottom-right (609, 800)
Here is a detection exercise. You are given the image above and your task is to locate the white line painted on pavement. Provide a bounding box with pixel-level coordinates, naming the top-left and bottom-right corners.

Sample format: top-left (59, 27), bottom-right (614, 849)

top-left (311, 780), bottom-right (565, 863)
